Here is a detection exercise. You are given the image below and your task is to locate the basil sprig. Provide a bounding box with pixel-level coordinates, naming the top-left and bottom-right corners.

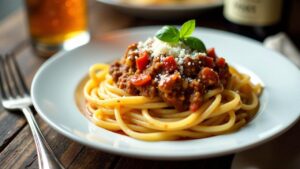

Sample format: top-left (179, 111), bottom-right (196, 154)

top-left (180, 19), bottom-right (195, 38)
top-left (156, 26), bottom-right (180, 43)
top-left (155, 19), bottom-right (206, 53)
top-left (183, 37), bottom-right (206, 52)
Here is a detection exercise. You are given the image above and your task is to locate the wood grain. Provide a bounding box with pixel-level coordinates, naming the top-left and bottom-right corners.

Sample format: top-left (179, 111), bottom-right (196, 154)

top-left (0, 9), bottom-right (30, 157)
top-left (0, 114), bottom-right (117, 169)
top-left (114, 155), bottom-right (233, 169)
top-left (0, 42), bottom-right (44, 155)
top-left (0, 114), bottom-right (45, 169)
top-left (0, 111), bottom-right (26, 152)
top-left (0, 9), bottom-right (28, 54)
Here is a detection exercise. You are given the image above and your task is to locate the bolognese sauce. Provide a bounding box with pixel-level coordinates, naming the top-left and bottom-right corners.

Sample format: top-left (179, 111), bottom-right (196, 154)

top-left (109, 37), bottom-right (231, 112)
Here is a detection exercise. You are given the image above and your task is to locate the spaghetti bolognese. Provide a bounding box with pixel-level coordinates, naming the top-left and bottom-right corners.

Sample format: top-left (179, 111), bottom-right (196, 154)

top-left (83, 23), bottom-right (261, 141)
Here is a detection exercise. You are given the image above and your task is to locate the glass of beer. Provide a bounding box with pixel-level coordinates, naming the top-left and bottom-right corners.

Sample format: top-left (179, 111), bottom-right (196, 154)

top-left (25, 0), bottom-right (90, 57)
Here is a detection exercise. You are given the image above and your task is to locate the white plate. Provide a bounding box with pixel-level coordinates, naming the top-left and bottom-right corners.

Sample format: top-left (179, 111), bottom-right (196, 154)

top-left (231, 121), bottom-right (300, 169)
top-left (31, 27), bottom-right (300, 160)
top-left (96, 0), bottom-right (223, 19)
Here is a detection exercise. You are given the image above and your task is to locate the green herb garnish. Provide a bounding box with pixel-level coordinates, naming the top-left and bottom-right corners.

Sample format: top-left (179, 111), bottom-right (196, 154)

top-left (156, 26), bottom-right (180, 43)
top-left (183, 37), bottom-right (206, 52)
top-left (155, 19), bottom-right (206, 53)
top-left (179, 19), bottom-right (195, 39)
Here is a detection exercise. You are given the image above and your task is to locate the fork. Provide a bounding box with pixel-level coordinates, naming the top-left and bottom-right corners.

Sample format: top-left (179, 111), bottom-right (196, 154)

top-left (0, 54), bottom-right (64, 169)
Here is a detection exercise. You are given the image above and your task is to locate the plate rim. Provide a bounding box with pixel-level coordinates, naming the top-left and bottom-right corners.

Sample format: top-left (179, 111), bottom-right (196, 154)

top-left (96, 0), bottom-right (223, 11)
top-left (31, 26), bottom-right (300, 160)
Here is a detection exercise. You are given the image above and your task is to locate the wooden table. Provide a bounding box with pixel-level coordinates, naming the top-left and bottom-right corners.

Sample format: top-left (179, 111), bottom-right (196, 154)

top-left (0, 1), bottom-right (299, 169)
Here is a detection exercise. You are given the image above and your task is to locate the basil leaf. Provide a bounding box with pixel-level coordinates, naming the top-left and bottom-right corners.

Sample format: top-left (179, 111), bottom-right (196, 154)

top-left (183, 36), bottom-right (206, 52)
top-left (155, 26), bottom-right (180, 43)
top-left (180, 19), bottom-right (196, 39)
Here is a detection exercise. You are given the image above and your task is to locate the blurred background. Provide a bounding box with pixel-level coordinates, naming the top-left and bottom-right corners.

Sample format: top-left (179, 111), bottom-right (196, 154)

top-left (0, 0), bottom-right (300, 52)
top-left (0, 0), bottom-right (21, 20)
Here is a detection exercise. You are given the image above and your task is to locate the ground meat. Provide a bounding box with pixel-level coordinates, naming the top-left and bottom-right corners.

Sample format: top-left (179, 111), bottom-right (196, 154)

top-left (117, 73), bottom-right (139, 95)
top-left (109, 43), bottom-right (231, 112)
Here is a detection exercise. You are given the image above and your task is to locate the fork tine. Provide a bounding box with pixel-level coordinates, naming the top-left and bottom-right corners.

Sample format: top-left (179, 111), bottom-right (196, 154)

top-left (11, 54), bottom-right (29, 94)
top-left (1, 55), bottom-right (17, 98)
top-left (6, 54), bottom-right (29, 96)
top-left (0, 56), bottom-right (8, 99)
top-left (3, 54), bottom-right (19, 97)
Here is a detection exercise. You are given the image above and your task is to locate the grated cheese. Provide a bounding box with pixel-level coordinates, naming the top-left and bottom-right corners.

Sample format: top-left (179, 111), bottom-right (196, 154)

top-left (137, 37), bottom-right (207, 72)
top-left (137, 37), bottom-right (206, 63)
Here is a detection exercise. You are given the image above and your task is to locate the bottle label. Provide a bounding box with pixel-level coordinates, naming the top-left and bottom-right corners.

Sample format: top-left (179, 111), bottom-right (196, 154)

top-left (224, 0), bottom-right (283, 26)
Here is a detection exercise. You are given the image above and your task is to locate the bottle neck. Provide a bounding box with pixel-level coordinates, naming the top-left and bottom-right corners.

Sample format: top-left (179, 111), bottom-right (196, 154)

top-left (224, 0), bottom-right (283, 27)
top-left (223, 0), bottom-right (285, 41)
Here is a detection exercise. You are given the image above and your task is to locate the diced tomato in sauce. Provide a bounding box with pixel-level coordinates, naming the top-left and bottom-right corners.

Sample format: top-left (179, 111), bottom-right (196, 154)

top-left (131, 74), bottom-right (152, 86)
top-left (136, 52), bottom-right (150, 71)
top-left (207, 48), bottom-right (217, 58)
top-left (201, 67), bottom-right (218, 85)
top-left (163, 56), bottom-right (178, 72)
top-left (216, 57), bottom-right (226, 67)
top-left (201, 56), bottom-right (214, 68)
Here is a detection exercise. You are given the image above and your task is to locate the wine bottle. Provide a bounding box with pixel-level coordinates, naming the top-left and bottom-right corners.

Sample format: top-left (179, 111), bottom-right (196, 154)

top-left (223, 0), bottom-right (286, 41)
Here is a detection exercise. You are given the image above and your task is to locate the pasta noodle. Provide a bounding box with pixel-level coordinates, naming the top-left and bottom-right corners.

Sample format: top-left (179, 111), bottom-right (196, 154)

top-left (83, 63), bottom-right (262, 141)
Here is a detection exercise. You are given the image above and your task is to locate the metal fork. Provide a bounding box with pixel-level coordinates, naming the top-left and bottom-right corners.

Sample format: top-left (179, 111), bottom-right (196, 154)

top-left (0, 54), bottom-right (64, 169)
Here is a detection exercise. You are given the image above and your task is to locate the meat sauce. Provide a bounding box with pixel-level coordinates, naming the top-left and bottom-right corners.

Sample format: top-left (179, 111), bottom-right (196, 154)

top-left (109, 43), bottom-right (231, 112)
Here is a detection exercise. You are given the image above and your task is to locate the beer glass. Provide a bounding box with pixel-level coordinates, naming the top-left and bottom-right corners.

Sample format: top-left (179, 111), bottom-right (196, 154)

top-left (25, 0), bottom-right (89, 57)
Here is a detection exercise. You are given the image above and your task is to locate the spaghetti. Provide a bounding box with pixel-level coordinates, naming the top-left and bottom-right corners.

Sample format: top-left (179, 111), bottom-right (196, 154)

top-left (83, 63), bottom-right (261, 141)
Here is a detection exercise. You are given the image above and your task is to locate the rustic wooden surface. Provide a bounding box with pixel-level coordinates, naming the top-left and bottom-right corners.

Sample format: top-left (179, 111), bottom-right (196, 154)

top-left (0, 1), bottom-right (299, 169)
